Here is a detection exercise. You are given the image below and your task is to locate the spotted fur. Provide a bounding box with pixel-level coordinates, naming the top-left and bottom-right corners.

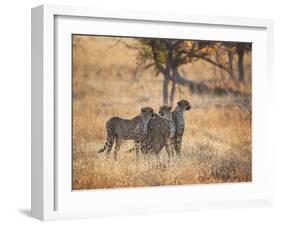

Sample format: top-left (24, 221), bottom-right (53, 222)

top-left (133, 105), bottom-right (175, 159)
top-left (98, 107), bottom-right (155, 161)
top-left (136, 100), bottom-right (191, 158)
top-left (172, 100), bottom-right (192, 155)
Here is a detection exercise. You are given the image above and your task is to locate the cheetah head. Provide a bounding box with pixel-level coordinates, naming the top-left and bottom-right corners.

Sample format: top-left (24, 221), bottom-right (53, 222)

top-left (141, 107), bottom-right (155, 120)
top-left (177, 100), bottom-right (191, 111)
top-left (159, 105), bottom-right (172, 118)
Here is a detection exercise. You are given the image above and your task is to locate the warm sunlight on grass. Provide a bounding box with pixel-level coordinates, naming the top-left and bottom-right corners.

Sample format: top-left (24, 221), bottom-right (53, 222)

top-left (72, 35), bottom-right (251, 190)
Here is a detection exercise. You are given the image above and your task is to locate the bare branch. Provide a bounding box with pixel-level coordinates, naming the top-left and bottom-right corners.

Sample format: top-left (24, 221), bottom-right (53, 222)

top-left (143, 63), bottom-right (154, 70)
top-left (180, 49), bottom-right (230, 73)
top-left (194, 54), bottom-right (230, 73)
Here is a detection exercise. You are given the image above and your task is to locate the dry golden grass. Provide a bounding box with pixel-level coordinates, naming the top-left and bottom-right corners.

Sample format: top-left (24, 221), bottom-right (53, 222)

top-left (72, 35), bottom-right (252, 190)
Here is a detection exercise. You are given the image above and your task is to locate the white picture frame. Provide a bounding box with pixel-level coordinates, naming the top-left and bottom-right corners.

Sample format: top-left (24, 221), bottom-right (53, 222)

top-left (31, 4), bottom-right (274, 221)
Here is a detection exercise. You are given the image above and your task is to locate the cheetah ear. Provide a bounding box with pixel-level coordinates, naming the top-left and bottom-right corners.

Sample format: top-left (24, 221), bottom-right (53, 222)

top-left (141, 107), bottom-right (146, 113)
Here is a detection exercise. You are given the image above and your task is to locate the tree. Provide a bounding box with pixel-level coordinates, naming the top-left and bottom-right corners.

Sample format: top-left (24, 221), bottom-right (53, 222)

top-left (117, 38), bottom-right (251, 105)
top-left (135, 39), bottom-right (230, 105)
top-left (222, 42), bottom-right (252, 83)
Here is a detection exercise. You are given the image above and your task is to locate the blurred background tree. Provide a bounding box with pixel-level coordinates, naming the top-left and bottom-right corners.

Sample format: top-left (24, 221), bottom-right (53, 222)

top-left (222, 42), bottom-right (252, 82)
top-left (117, 38), bottom-right (251, 106)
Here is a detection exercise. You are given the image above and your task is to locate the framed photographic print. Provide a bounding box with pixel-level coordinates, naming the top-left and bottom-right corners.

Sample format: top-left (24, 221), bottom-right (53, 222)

top-left (31, 4), bottom-right (274, 221)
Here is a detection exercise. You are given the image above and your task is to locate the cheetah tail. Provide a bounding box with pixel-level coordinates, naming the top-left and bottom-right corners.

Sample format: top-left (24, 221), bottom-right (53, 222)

top-left (98, 137), bottom-right (114, 154)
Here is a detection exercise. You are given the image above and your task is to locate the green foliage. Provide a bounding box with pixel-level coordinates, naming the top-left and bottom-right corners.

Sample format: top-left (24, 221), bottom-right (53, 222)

top-left (134, 38), bottom-right (252, 78)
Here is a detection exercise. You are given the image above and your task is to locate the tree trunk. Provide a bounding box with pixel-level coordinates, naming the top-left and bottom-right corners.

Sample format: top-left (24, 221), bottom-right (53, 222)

top-left (237, 50), bottom-right (244, 82)
top-left (163, 75), bottom-right (169, 105)
top-left (170, 80), bottom-right (176, 107)
top-left (227, 50), bottom-right (233, 79)
top-left (215, 50), bottom-right (224, 79)
top-left (169, 68), bottom-right (177, 107)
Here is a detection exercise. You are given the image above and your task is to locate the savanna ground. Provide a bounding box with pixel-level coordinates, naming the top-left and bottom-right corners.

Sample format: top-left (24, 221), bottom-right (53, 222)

top-left (72, 35), bottom-right (252, 190)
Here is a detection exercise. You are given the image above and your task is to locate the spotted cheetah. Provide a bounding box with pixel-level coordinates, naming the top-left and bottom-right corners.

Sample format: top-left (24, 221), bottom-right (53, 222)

top-left (159, 105), bottom-right (176, 140)
top-left (172, 100), bottom-right (192, 155)
top-left (98, 107), bottom-right (155, 161)
top-left (135, 100), bottom-right (191, 158)
top-left (132, 105), bottom-right (175, 159)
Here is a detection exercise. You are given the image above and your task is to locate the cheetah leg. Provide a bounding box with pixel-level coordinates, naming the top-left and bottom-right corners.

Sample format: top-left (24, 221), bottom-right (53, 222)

top-left (174, 136), bottom-right (182, 156)
top-left (140, 139), bottom-right (148, 154)
top-left (170, 139), bottom-right (174, 154)
top-left (105, 137), bottom-right (115, 159)
top-left (126, 140), bottom-right (145, 155)
top-left (113, 138), bottom-right (122, 161)
top-left (164, 142), bottom-right (172, 163)
top-left (167, 138), bottom-right (175, 157)
top-left (98, 136), bottom-right (114, 154)
top-left (135, 141), bottom-right (141, 162)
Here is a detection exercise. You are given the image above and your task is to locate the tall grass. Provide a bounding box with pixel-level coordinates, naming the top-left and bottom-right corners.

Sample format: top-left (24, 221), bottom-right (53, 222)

top-left (72, 35), bottom-right (251, 190)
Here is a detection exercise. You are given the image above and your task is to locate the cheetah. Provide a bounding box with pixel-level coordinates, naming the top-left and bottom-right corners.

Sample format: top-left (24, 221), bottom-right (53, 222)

top-left (159, 105), bottom-right (176, 140)
top-left (131, 105), bottom-right (175, 159)
top-left (134, 100), bottom-right (191, 158)
top-left (98, 107), bottom-right (155, 161)
top-left (172, 100), bottom-right (192, 155)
